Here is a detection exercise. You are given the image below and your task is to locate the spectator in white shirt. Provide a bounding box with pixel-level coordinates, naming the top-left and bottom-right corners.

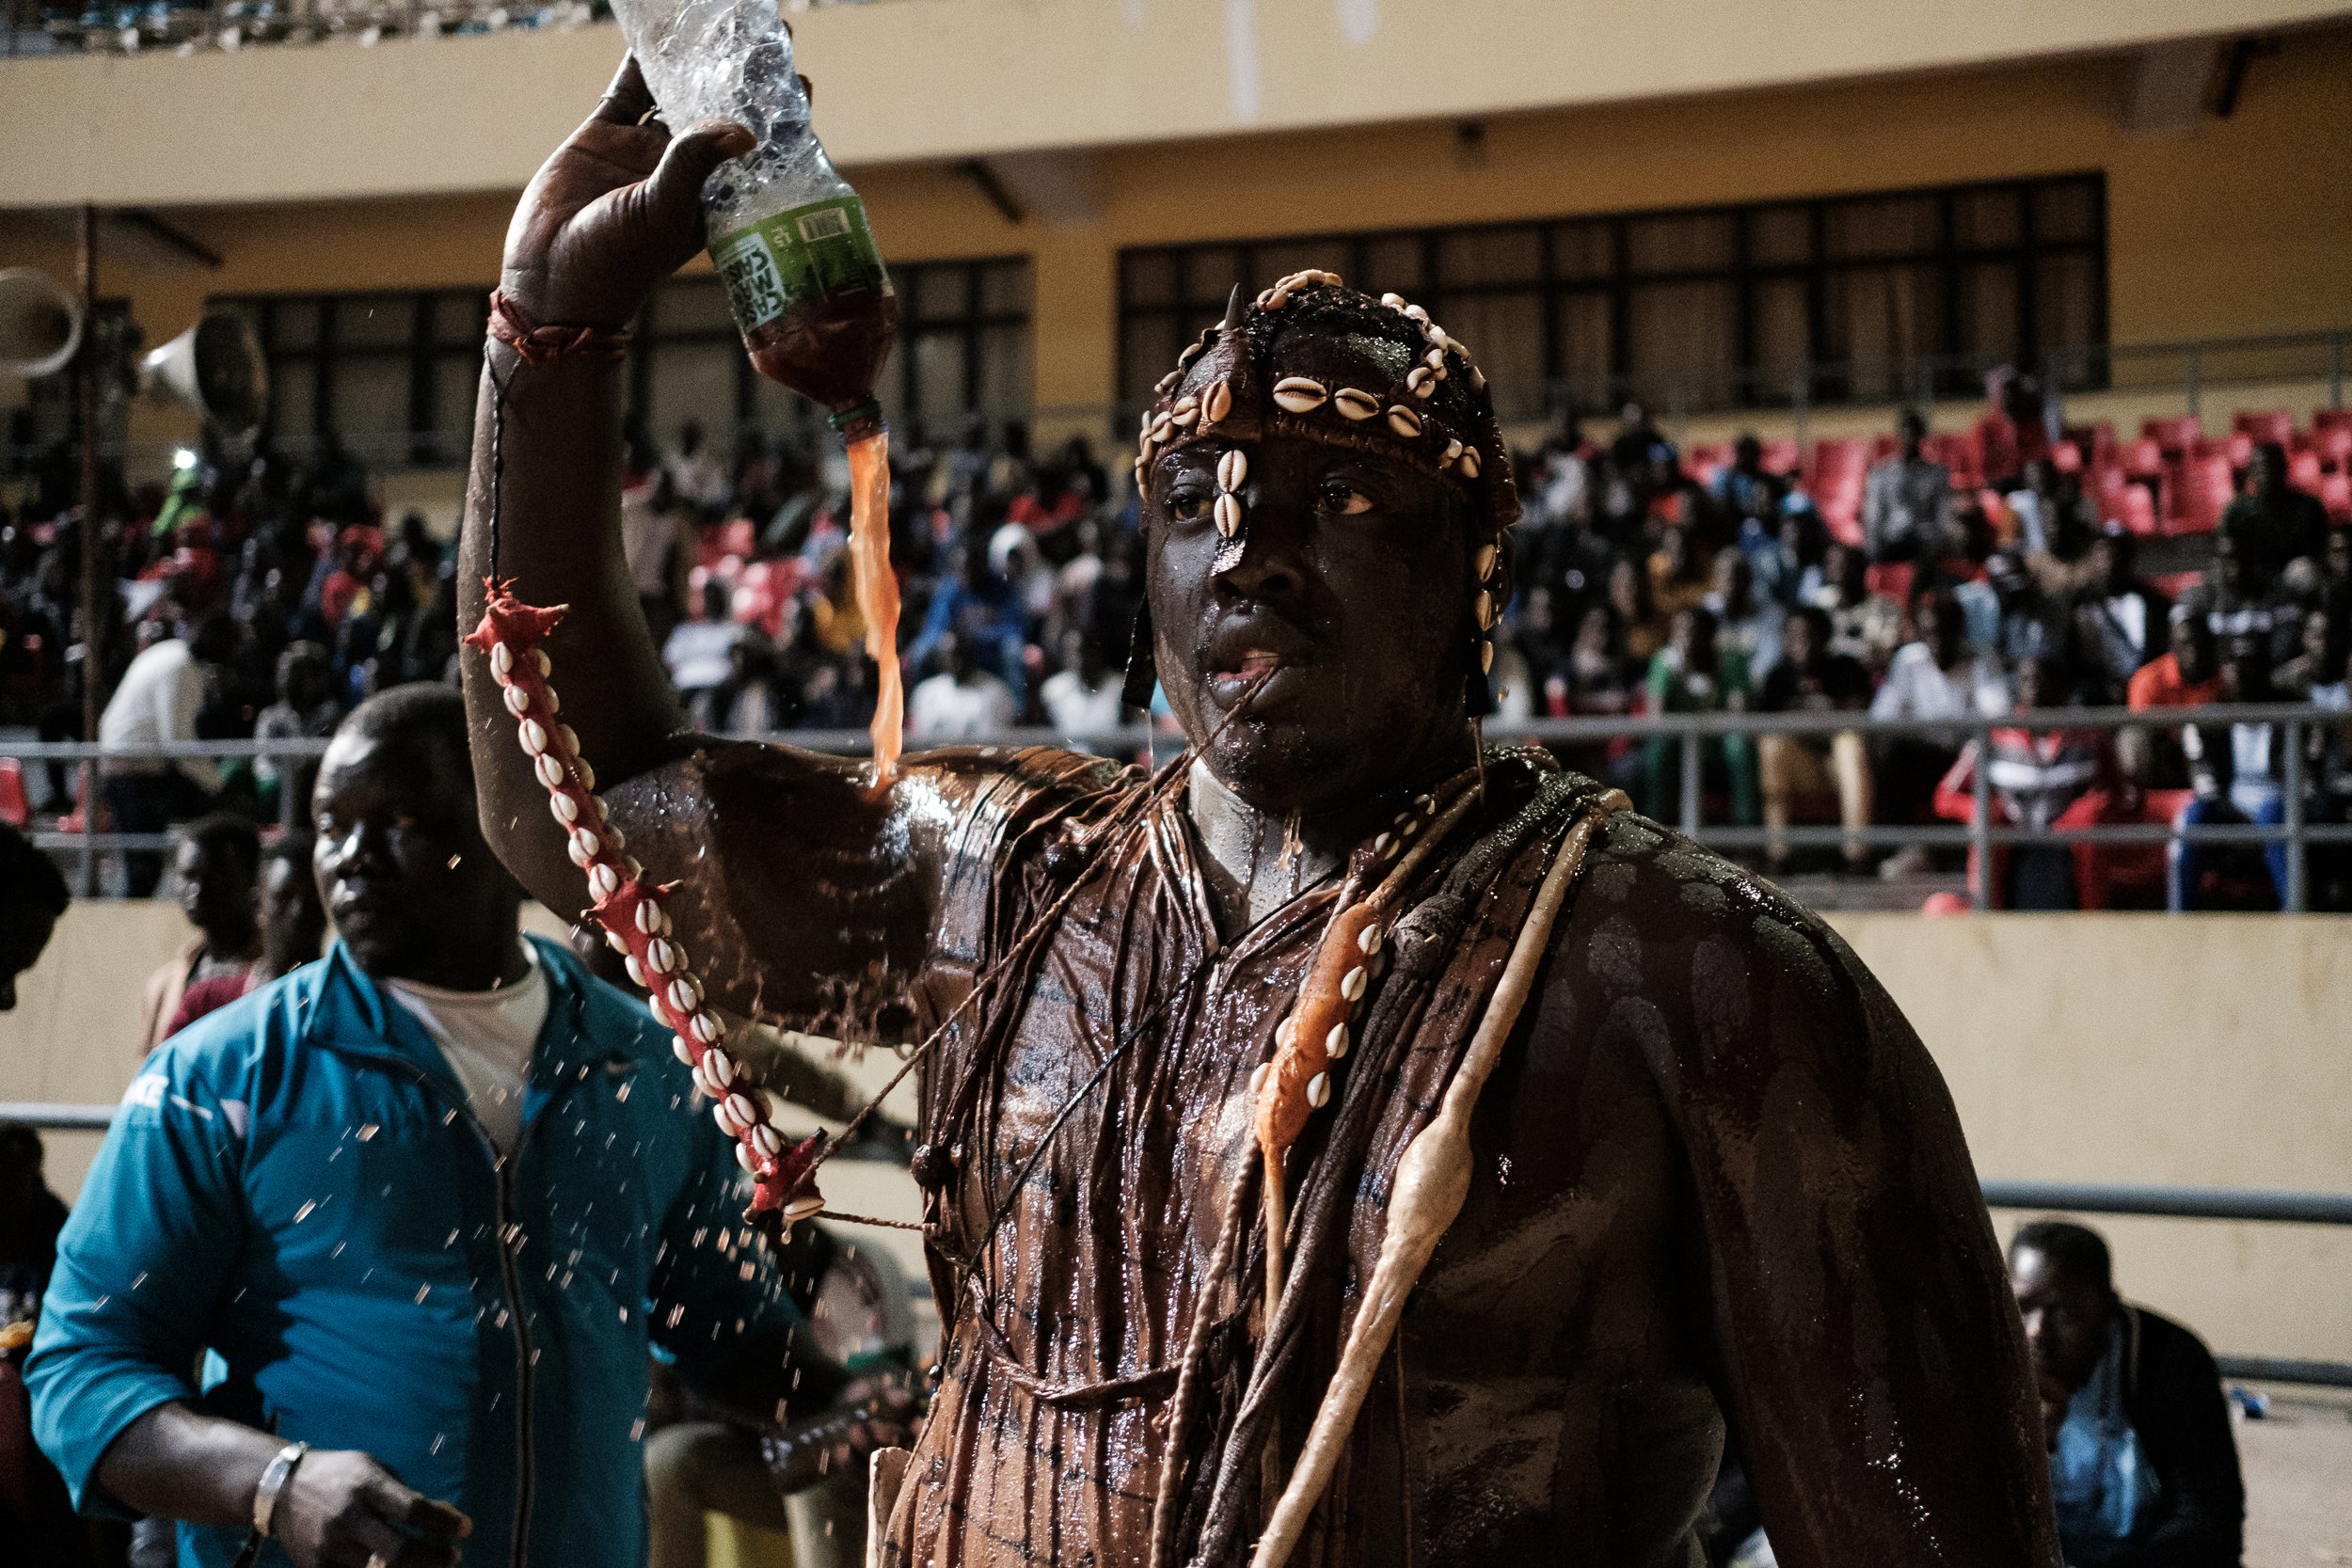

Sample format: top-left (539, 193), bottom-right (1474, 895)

top-left (663, 578), bottom-right (751, 730)
top-left (1038, 628), bottom-right (1125, 742)
top-left (909, 632), bottom-right (1016, 742)
top-left (1868, 588), bottom-right (2010, 876)
top-left (98, 615), bottom-right (238, 896)
top-left (663, 420), bottom-right (730, 520)
top-left (2074, 530), bottom-right (2170, 697)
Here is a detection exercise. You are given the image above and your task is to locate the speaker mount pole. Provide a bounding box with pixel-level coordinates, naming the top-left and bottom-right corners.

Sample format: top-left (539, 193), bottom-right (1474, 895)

top-left (76, 202), bottom-right (103, 895)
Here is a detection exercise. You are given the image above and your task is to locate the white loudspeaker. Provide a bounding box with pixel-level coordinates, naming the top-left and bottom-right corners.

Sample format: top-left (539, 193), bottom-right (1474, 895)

top-left (139, 309), bottom-right (268, 442)
top-left (0, 267), bottom-right (85, 379)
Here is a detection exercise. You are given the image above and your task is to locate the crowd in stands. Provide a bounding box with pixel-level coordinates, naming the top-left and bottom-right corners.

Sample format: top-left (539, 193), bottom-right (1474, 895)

top-left (8, 376), bottom-right (2352, 911)
top-left (1494, 384), bottom-right (2352, 910)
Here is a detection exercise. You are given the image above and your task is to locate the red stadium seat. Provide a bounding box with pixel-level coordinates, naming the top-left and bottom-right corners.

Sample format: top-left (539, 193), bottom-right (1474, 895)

top-left (2169, 453), bottom-right (2236, 534)
top-left (1760, 438), bottom-right (1802, 476)
top-left (0, 759), bottom-right (27, 828)
top-left (2141, 415), bottom-right (2202, 455)
top-left (1686, 443), bottom-right (1732, 487)
top-left (2117, 482), bottom-right (2161, 537)
top-left (2122, 438), bottom-right (2169, 479)
top-left (2233, 409), bottom-right (2297, 446)
top-left (1806, 436), bottom-right (1869, 486)
top-left (2289, 449), bottom-right (2325, 492)
top-left (2224, 432), bottom-right (2253, 469)
top-left (2315, 408), bottom-right (2352, 437)
top-left (2318, 425), bottom-right (2352, 470)
top-left (2323, 471), bottom-right (2352, 525)
top-left (2064, 421), bottom-right (2119, 469)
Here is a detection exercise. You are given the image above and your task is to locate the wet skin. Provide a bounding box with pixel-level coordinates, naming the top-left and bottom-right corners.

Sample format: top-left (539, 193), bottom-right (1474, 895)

top-left (458, 61), bottom-right (2060, 1567)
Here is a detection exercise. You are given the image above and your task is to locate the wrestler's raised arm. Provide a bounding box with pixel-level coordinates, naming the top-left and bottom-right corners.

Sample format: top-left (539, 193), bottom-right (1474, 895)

top-left (458, 62), bottom-right (956, 1027)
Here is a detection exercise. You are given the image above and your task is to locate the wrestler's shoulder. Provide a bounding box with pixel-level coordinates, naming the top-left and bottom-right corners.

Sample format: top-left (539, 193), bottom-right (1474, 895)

top-left (1548, 790), bottom-right (1873, 1014)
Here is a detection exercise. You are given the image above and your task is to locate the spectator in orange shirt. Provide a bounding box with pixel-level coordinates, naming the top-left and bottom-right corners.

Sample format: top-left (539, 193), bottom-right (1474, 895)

top-left (2122, 611), bottom-right (2222, 789)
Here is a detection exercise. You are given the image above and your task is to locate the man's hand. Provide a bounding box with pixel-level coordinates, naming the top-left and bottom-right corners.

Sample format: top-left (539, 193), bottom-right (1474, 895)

top-left (268, 1449), bottom-right (471, 1568)
top-left (500, 57), bottom-right (755, 328)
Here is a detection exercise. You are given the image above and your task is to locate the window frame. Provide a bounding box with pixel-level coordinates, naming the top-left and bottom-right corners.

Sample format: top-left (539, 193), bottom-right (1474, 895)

top-left (1116, 172), bottom-right (2107, 420)
top-left (628, 255), bottom-right (1033, 452)
top-left (223, 287), bottom-right (487, 467)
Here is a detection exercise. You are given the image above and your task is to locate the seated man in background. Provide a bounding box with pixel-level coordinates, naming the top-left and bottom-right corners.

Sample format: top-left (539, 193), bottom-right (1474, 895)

top-left (906, 629), bottom-right (1016, 741)
top-left (161, 833), bottom-right (328, 1039)
top-left (1755, 605), bottom-right (1873, 874)
top-left (1870, 587), bottom-right (2010, 875)
top-left (30, 686), bottom-right (902, 1568)
top-left (1808, 539), bottom-right (1904, 677)
top-left (2173, 634), bottom-right (2292, 911)
top-left (2074, 530), bottom-right (2170, 701)
top-left (1641, 605), bottom-right (1757, 826)
top-left (1932, 658), bottom-right (2107, 910)
top-left (136, 814), bottom-right (262, 1054)
top-left (2010, 1222), bottom-right (2243, 1568)
top-left (1863, 409), bottom-right (1953, 563)
top-left (2217, 440), bottom-right (2329, 583)
top-left (2122, 610), bottom-right (2222, 789)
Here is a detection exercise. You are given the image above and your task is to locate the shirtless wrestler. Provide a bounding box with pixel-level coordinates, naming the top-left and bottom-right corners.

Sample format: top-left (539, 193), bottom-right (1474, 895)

top-left (457, 63), bottom-right (2061, 1568)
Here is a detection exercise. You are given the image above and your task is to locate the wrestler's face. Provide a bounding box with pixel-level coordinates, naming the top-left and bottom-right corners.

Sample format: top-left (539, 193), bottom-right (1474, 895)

top-left (1146, 435), bottom-right (1475, 814)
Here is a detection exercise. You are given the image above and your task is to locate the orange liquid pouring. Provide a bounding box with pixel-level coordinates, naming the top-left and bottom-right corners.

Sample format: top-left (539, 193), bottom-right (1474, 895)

top-left (846, 431), bottom-right (902, 785)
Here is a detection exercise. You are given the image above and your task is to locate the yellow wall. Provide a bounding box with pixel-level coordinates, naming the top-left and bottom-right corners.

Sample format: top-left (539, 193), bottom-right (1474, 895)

top-left (6, 0), bottom-right (2348, 207)
top-left (4, 31), bottom-right (2348, 451)
top-left (4, 902), bottom-right (2347, 1366)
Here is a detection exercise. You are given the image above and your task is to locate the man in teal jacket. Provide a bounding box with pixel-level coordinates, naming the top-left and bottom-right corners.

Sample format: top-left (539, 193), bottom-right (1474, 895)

top-left (27, 686), bottom-right (867, 1568)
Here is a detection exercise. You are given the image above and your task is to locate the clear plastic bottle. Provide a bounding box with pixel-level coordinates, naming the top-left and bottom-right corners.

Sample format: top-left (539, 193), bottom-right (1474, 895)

top-left (607, 0), bottom-right (908, 781)
top-left (609, 0), bottom-right (899, 443)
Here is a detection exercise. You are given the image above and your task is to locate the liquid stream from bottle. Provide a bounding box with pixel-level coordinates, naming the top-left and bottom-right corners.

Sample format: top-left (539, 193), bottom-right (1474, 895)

top-left (742, 293), bottom-right (903, 786)
top-left (845, 430), bottom-right (901, 785)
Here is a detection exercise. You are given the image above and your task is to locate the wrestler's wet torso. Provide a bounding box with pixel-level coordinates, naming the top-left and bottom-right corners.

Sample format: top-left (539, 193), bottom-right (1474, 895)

top-left (612, 743), bottom-right (2043, 1568)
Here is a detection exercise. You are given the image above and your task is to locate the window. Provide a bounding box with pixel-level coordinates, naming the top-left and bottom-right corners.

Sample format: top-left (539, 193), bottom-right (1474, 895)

top-left (1118, 173), bottom-right (2106, 420)
top-left (629, 257), bottom-right (1030, 458)
top-left (226, 258), bottom-right (1035, 468)
top-left (228, 289), bottom-right (486, 466)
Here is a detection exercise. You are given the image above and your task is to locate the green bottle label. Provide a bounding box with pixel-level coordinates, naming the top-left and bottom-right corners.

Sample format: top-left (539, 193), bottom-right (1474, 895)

top-left (712, 195), bottom-right (891, 334)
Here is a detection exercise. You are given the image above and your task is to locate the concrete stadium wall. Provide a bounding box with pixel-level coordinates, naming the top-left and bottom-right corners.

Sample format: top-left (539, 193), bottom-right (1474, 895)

top-left (4, 28), bottom-right (2351, 460)
top-left (3, 902), bottom-right (2345, 1363)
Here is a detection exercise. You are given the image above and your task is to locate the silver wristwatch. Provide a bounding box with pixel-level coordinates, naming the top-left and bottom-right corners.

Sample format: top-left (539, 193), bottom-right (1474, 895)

top-left (251, 1440), bottom-right (310, 1539)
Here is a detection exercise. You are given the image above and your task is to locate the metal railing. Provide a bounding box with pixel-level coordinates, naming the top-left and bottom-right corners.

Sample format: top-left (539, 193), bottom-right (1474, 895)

top-left (1981, 1179), bottom-right (2352, 1388)
top-left (11, 701), bottom-right (2352, 910)
top-left (2, 1098), bottom-right (2341, 1380)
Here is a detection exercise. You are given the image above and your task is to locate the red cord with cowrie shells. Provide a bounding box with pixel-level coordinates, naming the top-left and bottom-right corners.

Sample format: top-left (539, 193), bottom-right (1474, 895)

top-left (464, 580), bottom-right (825, 1231)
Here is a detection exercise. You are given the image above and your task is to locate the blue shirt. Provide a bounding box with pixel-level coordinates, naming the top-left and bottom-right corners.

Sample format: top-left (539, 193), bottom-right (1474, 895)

top-left (28, 936), bottom-right (806, 1568)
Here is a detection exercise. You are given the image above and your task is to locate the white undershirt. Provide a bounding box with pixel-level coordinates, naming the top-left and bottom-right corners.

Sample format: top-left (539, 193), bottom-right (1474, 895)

top-left (384, 944), bottom-right (549, 1157)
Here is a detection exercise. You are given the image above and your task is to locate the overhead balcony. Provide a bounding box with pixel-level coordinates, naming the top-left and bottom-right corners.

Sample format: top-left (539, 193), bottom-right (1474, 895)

top-left (4, 0), bottom-right (2348, 209)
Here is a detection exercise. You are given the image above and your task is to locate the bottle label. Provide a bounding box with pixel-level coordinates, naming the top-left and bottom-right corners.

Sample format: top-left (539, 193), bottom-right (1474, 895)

top-left (712, 196), bottom-right (891, 334)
